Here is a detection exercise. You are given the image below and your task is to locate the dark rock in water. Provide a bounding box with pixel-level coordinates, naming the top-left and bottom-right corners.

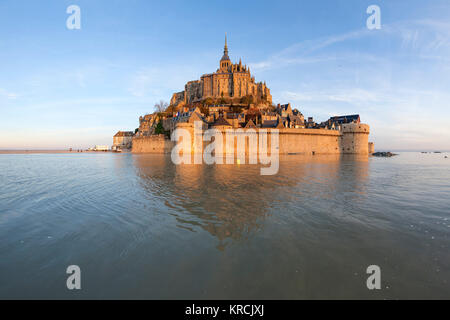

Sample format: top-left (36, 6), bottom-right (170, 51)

top-left (372, 152), bottom-right (397, 157)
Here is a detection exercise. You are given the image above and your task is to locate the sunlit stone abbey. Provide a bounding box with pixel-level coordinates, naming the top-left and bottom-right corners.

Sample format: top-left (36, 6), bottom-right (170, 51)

top-left (113, 35), bottom-right (374, 156)
top-left (170, 35), bottom-right (272, 108)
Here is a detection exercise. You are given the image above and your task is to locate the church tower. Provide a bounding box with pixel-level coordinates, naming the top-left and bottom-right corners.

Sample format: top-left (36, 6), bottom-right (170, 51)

top-left (220, 33), bottom-right (231, 71)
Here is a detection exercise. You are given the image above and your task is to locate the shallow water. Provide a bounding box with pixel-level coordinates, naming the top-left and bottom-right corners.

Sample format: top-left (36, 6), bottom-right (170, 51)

top-left (0, 152), bottom-right (449, 299)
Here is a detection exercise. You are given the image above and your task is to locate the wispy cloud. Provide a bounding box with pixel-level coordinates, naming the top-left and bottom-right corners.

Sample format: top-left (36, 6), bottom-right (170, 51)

top-left (385, 19), bottom-right (450, 53)
top-left (248, 17), bottom-right (450, 150)
top-left (249, 28), bottom-right (372, 71)
top-left (0, 88), bottom-right (18, 99)
top-left (250, 19), bottom-right (450, 72)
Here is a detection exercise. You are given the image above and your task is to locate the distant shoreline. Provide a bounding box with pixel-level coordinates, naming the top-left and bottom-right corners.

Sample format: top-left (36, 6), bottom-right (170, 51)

top-left (0, 150), bottom-right (447, 155)
top-left (0, 150), bottom-right (109, 154)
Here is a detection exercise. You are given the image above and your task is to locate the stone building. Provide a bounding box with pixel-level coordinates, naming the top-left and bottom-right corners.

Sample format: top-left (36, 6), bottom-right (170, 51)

top-left (319, 114), bottom-right (361, 130)
top-left (274, 103), bottom-right (305, 128)
top-left (277, 103), bottom-right (293, 117)
top-left (113, 131), bottom-right (134, 150)
top-left (329, 114), bottom-right (360, 125)
top-left (163, 107), bottom-right (207, 133)
top-left (170, 35), bottom-right (272, 108)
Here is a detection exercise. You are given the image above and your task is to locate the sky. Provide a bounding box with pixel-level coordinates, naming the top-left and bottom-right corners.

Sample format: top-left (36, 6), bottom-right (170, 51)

top-left (0, 0), bottom-right (450, 150)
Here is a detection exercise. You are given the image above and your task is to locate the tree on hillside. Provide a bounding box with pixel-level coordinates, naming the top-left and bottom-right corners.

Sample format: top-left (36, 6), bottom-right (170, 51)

top-left (240, 95), bottom-right (254, 106)
top-left (199, 105), bottom-right (210, 116)
top-left (154, 100), bottom-right (168, 113)
top-left (166, 104), bottom-right (176, 115)
top-left (246, 107), bottom-right (261, 124)
top-left (231, 105), bottom-right (243, 114)
top-left (155, 121), bottom-right (164, 134)
top-left (204, 97), bottom-right (214, 106)
top-left (218, 97), bottom-right (227, 105)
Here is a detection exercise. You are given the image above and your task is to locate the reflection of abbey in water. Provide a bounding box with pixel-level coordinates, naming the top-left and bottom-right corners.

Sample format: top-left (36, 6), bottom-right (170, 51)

top-left (113, 36), bottom-right (374, 155)
top-left (131, 154), bottom-right (369, 250)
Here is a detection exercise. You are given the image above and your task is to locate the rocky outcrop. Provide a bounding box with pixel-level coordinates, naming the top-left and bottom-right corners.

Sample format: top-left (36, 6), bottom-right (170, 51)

top-left (372, 152), bottom-right (397, 157)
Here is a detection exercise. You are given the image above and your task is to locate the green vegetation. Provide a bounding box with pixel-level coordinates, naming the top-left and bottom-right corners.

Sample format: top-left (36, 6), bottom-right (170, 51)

top-left (199, 105), bottom-right (210, 116)
top-left (166, 104), bottom-right (176, 114)
top-left (154, 121), bottom-right (164, 135)
top-left (231, 105), bottom-right (243, 113)
top-left (203, 97), bottom-right (214, 106)
top-left (240, 95), bottom-right (254, 105)
top-left (218, 97), bottom-right (227, 105)
top-left (246, 107), bottom-right (261, 124)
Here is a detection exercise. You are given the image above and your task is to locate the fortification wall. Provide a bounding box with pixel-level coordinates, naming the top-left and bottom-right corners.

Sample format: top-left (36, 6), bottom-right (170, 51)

top-left (131, 135), bottom-right (174, 153)
top-left (277, 128), bottom-right (341, 154)
top-left (193, 128), bottom-right (341, 155)
top-left (132, 123), bottom-right (371, 155)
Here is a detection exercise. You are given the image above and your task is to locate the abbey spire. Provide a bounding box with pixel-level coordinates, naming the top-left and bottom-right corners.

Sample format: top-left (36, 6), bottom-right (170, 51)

top-left (221, 33), bottom-right (230, 63)
top-left (224, 33), bottom-right (228, 56)
top-left (220, 33), bottom-right (231, 70)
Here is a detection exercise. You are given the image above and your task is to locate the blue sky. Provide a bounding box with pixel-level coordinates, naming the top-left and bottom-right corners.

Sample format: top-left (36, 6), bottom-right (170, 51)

top-left (0, 0), bottom-right (449, 150)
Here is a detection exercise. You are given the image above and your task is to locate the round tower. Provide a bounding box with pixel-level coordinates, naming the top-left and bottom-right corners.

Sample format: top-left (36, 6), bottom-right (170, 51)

top-left (368, 142), bottom-right (375, 154)
top-left (340, 123), bottom-right (370, 154)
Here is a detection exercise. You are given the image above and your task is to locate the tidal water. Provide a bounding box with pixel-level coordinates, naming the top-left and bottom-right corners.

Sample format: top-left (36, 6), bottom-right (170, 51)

top-left (0, 152), bottom-right (449, 299)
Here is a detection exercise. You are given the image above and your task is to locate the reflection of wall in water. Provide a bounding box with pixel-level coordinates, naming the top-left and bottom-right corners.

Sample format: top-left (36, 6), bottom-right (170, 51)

top-left (131, 154), bottom-right (370, 250)
top-left (131, 155), bottom-right (295, 249)
top-left (336, 155), bottom-right (369, 201)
